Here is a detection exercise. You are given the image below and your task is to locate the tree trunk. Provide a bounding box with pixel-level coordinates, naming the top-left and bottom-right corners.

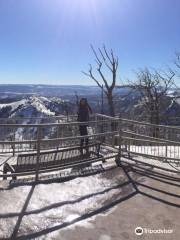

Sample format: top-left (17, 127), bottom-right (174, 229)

top-left (107, 92), bottom-right (115, 117)
top-left (150, 103), bottom-right (160, 138)
top-left (154, 104), bottom-right (160, 138)
top-left (107, 91), bottom-right (116, 136)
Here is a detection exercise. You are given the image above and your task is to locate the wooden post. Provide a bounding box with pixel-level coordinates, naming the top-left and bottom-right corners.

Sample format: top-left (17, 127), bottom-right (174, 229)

top-left (61, 125), bottom-right (64, 143)
top-left (101, 84), bottom-right (104, 114)
top-left (165, 143), bottom-right (168, 162)
top-left (56, 125), bottom-right (60, 150)
top-left (112, 118), bottom-right (115, 148)
top-left (12, 132), bottom-right (15, 156)
top-left (116, 115), bottom-right (122, 166)
top-left (36, 126), bottom-right (41, 181)
top-left (12, 143), bottom-right (15, 157)
top-left (95, 114), bottom-right (98, 135)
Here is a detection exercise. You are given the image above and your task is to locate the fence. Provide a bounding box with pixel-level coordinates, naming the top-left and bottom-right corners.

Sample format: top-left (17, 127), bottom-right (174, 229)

top-left (96, 114), bottom-right (180, 170)
top-left (0, 113), bottom-right (180, 181)
top-left (0, 115), bottom-right (120, 180)
top-left (0, 115), bottom-right (119, 154)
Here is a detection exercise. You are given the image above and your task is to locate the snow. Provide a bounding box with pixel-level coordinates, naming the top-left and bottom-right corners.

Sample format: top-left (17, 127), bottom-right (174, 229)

top-left (175, 98), bottom-right (180, 105)
top-left (0, 99), bottom-right (27, 112)
top-left (30, 96), bottom-right (55, 116)
top-left (167, 89), bottom-right (176, 96)
top-left (0, 167), bottom-right (134, 239)
top-left (0, 96), bottom-right (61, 121)
top-left (0, 143), bottom-right (180, 239)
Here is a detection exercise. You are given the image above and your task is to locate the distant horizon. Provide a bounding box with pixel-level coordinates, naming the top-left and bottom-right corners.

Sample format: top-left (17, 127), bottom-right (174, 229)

top-left (0, 83), bottom-right (98, 86)
top-left (0, 83), bottom-right (178, 90)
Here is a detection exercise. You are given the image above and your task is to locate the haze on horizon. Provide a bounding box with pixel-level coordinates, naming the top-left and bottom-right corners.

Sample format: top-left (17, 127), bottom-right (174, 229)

top-left (0, 0), bottom-right (180, 85)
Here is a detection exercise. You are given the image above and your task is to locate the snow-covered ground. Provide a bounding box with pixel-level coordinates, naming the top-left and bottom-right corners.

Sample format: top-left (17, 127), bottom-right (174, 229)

top-left (0, 166), bottom-right (135, 239)
top-left (0, 158), bottom-right (180, 240)
top-left (0, 145), bottom-right (180, 239)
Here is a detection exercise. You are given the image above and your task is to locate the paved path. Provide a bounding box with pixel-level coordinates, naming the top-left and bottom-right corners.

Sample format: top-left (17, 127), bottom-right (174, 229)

top-left (46, 165), bottom-right (180, 240)
top-left (0, 163), bottom-right (180, 240)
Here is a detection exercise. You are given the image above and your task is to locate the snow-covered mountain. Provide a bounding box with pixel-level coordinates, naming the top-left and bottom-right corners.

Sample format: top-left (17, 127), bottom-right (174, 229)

top-left (0, 96), bottom-right (76, 140)
top-left (2, 84), bottom-right (180, 121)
top-left (0, 96), bottom-right (75, 121)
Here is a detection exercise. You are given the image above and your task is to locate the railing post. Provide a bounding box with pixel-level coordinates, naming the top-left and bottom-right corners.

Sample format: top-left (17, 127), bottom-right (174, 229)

top-left (112, 119), bottom-right (115, 148)
top-left (12, 143), bottom-right (15, 157)
top-left (116, 115), bottom-right (122, 166)
top-left (11, 131), bottom-right (16, 156)
top-left (165, 143), bottom-right (168, 162)
top-left (36, 125), bottom-right (41, 181)
top-left (56, 125), bottom-right (60, 150)
top-left (95, 114), bottom-right (98, 135)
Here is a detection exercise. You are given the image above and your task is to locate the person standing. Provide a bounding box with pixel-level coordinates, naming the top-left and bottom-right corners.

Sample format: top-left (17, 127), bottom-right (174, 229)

top-left (77, 98), bottom-right (92, 155)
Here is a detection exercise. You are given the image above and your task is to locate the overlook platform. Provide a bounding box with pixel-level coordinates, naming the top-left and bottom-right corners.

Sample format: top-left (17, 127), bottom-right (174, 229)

top-left (0, 113), bottom-right (180, 181)
top-left (0, 114), bottom-right (180, 239)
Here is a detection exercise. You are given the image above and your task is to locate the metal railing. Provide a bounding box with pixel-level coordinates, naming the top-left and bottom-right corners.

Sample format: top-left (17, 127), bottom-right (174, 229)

top-left (96, 114), bottom-right (180, 171)
top-left (0, 116), bottom-right (118, 153)
top-left (0, 113), bottom-right (180, 181)
top-left (0, 116), bottom-right (120, 180)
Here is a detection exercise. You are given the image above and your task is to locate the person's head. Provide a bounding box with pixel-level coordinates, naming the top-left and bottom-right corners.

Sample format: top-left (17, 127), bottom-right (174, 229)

top-left (79, 98), bottom-right (88, 107)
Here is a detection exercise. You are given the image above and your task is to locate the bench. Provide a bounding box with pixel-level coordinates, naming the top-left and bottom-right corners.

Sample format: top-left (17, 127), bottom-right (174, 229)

top-left (3, 142), bottom-right (103, 179)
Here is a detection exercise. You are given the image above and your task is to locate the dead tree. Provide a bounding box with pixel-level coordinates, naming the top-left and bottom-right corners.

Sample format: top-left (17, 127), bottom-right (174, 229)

top-left (101, 84), bottom-right (104, 114)
top-left (130, 68), bottom-right (175, 137)
top-left (82, 45), bottom-right (119, 117)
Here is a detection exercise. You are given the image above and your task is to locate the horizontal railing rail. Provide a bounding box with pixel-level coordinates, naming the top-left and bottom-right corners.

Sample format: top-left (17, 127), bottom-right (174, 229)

top-left (122, 131), bottom-right (180, 145)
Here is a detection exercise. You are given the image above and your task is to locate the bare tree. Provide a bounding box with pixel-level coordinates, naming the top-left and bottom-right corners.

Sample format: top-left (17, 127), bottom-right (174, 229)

top-left (130, 68), bottom-right (175, 136)
top-left (82, 45), bottom-right (119, 117)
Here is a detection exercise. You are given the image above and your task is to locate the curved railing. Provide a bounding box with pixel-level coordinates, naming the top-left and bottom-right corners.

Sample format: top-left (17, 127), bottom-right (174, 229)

top-left (96, 114), bottom-right (180, 172)
top-left (0, 113), bottom-right (180, 181)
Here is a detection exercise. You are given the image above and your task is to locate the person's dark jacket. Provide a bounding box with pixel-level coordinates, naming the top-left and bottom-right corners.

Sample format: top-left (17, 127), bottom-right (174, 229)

top-left (77, 104), bottom-right (92, 122)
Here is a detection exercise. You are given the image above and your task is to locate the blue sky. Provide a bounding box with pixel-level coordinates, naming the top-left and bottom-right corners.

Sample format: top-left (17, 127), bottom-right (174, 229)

top-left (0, 0), bottom-right (180, 85)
